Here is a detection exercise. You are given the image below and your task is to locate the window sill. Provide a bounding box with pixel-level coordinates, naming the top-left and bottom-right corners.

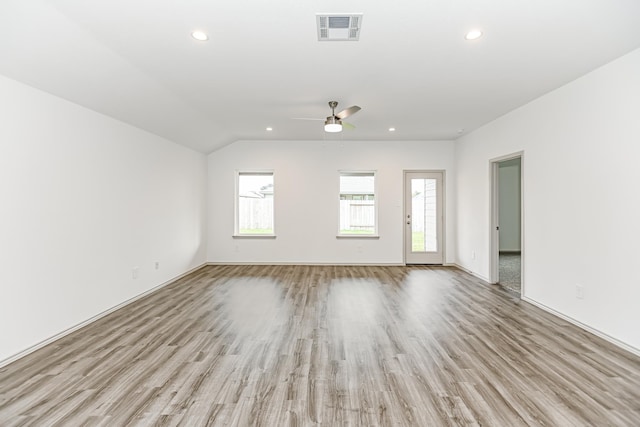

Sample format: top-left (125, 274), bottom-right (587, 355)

top-left (233, 234), bottom-right (277, 239)
top-left (336, 234), bottom-right (380, 239)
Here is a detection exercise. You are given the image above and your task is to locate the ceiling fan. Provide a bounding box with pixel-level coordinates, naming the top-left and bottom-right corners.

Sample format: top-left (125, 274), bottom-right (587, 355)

top-left (294, 101), bottom-right (361, 133)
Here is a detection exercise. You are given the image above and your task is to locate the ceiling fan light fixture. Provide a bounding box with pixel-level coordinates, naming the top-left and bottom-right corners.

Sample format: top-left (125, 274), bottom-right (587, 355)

top-left (324, 116), bottom-right (342, 132)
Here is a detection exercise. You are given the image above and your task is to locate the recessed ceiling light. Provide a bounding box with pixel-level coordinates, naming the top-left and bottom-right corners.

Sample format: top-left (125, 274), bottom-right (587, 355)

top-left (266, 127), bottom-right (273, 131)
top-left (388, 127), bottom-right (396, 132)
top-left (191, 31), bottom-right (209, 41)
top-left (465, 30), bottom-right (483, 40)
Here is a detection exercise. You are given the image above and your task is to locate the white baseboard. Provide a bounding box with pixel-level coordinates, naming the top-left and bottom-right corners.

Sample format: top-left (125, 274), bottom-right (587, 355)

top-left (208, 262), bottom-right (464, 267)
top-left (206, 261), bottom-right (405, 266)
top-left (449, 265), bottom-right (639, 357)
top-left (6, 263), bottom-right (636, 369)
top-left (0, 263), bottom-right (208, 369)
top-left (522, 297), bottom-right (640, 358)
top-left (450, 263), bottom-right (492, 283)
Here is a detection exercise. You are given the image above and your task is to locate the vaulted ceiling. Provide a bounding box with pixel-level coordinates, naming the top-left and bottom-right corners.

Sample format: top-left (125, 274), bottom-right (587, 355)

top-left (2, 0), bottom-right (639, 153)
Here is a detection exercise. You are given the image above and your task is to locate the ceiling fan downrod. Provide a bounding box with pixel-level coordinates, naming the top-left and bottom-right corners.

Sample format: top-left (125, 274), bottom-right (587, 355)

top-left (325, 101), bottom-right (343, 132)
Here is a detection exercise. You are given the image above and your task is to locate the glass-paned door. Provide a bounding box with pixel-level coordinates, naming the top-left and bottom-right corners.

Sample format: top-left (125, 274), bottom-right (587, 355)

top-left (404, 171), bottom-right (444, 264)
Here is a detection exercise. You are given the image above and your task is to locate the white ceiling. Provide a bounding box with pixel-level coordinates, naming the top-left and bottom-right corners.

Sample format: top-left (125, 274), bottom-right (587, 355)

top-left (1, 0), bottom-right (639, 153)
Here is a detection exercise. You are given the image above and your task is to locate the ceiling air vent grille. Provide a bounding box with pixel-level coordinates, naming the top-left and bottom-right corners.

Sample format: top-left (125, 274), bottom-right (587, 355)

top-left (316, 14), bottom-right (363, 41)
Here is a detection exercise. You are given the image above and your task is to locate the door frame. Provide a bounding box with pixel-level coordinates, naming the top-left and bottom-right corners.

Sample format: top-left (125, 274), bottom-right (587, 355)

top-left (403, 170), bottom-right (446, 265)
top-left (490, 152), bottom-right (524, 293)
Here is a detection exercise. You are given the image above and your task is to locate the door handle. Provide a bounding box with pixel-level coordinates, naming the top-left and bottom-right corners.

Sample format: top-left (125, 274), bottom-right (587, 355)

top-left (407, 221), bottom-right (411, 225)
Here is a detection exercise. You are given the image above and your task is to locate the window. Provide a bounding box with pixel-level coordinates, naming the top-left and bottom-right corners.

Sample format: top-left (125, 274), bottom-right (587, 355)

top-left (236, 171), bottom-right (274, 235)
top-left (339, 171), bottom-right (377, 235)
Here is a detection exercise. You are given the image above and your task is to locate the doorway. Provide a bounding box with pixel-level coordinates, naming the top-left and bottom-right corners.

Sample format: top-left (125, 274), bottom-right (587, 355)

top-left (491, 155), bottom-right (523, 294)
top-left (404, 171), bottom-right (444, 264)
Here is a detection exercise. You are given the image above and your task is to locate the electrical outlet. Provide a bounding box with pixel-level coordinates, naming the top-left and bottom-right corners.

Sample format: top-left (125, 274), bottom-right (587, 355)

top-left (155, 261), bottom-right (160, 270)
top-left (576, 284), bottom-right (584, 299)
top-left (132, 267), bottom-right (139, 279)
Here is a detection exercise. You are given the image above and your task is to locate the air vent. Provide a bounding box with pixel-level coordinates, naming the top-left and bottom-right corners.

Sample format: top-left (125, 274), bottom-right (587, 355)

top-left (316, 14), bottom-right (363, 41)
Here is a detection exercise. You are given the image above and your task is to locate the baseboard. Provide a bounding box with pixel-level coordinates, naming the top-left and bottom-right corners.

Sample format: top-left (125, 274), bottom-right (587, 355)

top-left (450, 265), bottom-right (639, 357)
top-left (8, 263), bottom-right (636, 369)
top-left (208, 262), bottom-right (464, 268)
top-left (0, 263), bottom-right (208, 369)
top-left (206, 261), bottom-right (405, 266)
top-left (450, 263), bottom-right (492, 283)
top-left (522, 296), bottom-right (640, 358)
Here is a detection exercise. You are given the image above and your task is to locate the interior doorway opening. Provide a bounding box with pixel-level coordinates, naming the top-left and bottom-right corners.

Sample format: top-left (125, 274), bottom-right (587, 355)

top-left (491, 155), bottom-right (523, 295)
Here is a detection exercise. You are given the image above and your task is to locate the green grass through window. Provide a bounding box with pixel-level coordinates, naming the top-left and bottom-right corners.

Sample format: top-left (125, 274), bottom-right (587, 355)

top-left (339, 229), bottom-right (375, 235)
top-left (412, 231), bottom-right (425, 252)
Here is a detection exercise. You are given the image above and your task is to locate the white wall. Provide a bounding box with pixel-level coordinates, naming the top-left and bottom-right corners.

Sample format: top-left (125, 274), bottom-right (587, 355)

top-left (208, 140), bottom-right (455, 264)
top-left (455, 48), bottom-right (640, 351)
top-left (0, 75), bottom-right (208, 363)
top-left (498, 160), bottom-right (521, 251)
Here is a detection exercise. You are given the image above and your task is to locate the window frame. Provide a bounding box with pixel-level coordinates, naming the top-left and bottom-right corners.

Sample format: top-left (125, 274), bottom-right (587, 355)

top-left (337, 170), bottom-right (379, 238)
top-left (234, 170), bottom-right (276, 238)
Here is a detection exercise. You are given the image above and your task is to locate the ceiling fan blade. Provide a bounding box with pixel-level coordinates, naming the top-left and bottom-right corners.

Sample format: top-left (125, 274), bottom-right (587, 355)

top-left (335, 105), bottom-right (361, 119)
top-left (342, 121), bottom-right (356, 130)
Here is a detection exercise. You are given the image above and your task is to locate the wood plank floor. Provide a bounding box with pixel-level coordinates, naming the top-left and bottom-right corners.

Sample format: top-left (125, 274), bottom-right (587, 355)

top-left (1, 265), bottom-right (639, 426)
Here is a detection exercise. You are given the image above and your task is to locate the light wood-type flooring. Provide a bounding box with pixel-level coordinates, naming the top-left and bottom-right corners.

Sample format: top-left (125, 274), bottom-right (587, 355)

top-left (1, 265), bottom-right (639, 426)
